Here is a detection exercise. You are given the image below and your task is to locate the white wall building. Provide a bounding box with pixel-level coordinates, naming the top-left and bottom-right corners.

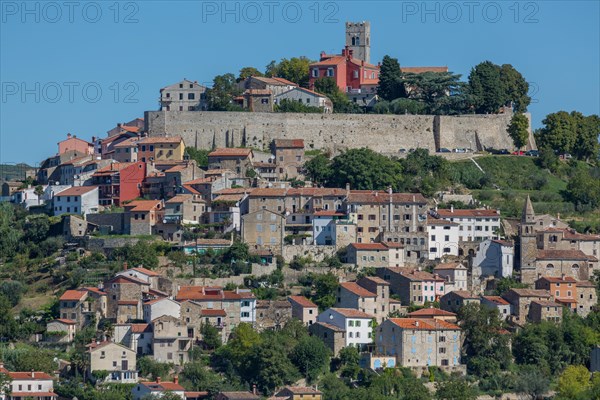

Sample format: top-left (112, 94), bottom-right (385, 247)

top-left (316, 308), bottom-right (374, 349)
top-left (0, 365), bottom-right (57, 400)
top-left (275, 87), bottom-right (333, 113)
top-left (433, 262), bottom-right (468, 292)
top-left (472, 239), bottom-right (514, 279)
top-left (432, 208), bottom-right (501, 243)
top-left (427, 217), bottom-right (460, 260)
top-left (53, 186), bottom-right (99, 216)
top-left (143, 298), bottom-right (181, 323)
top-left (113, 323), bottom-right (153, 355)
top-left (160, 79), bottom-right (207, 111)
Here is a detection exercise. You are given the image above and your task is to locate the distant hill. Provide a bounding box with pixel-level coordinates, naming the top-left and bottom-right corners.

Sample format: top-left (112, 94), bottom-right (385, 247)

top-left (0, 163), bottom-right (35, 183)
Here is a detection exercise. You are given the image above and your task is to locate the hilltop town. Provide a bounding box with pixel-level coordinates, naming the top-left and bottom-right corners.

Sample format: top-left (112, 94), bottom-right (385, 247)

top-left (0, 21), bottom-right (599, 400)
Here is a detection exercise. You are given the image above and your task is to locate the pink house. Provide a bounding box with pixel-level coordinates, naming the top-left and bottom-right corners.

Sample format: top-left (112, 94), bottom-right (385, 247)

top-left (58, 133), bottom-right (94, 156)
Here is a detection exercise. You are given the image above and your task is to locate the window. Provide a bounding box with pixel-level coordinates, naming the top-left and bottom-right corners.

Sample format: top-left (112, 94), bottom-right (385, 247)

top-left (327, 68), bottom-right (334, 77)
top-left (179, 93), bottom-right (183, 100)
top-left (261, 98), bottom-right (269, 104)
top-left (241, 312), bottom-right (250, 318)
top-left (188, 93), bottom-right (195, 100)
top-left (312, 69), bottom-right (319, 77)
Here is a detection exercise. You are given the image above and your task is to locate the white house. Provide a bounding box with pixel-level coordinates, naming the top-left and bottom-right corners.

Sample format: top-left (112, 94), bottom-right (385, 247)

top-left (427, 217), bottom-right (460, 260)
top-left (113, 323), bottom-right (154, 355)
top-left (312, 211), bottom-right (345, 245)
top-left (472, 239), bottom-right (514, 279)
top-left (143, 298), bottom-right (181, 323)
top-left (239, 290), bottom-right (257, 324)
top-left (53, 185), bottom-right (99, 216)
top-left (433, 262), bottom-right (468, 292)
top-left (0, 364), bottom-right (57, 400)
top-left (275, 87), bottom-right (333, 113)
top-left (131, 377), bottom-right (186, 400)
top-left (316, 308), bottom-right (374, 350)
top-left (480, 296), bottom-right (511, 320)
top-left (432, 207), bottom-right (501, 243)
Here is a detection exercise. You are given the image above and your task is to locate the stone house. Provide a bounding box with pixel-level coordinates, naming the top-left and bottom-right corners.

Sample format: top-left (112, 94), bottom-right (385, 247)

top-left (335, 277), bottom-right (391, 323)
top-left (164, 194), bottom-right (206, 225)
top-left (480, 296), bottom-right (511, 320)
top-left (375, 318), bottom-right (462, 368)
top-left (105, 275), bottom-right (150, 323)
top-left (124, 200), bottom-right (165, 236)
top-left (113, 323), bottom-right (153, 355)
top-left (528, 300), bottom-right (563, 323)
top-left (255, 300), bottom-right (292, 331)
top-left (535, 275), bottom-right (578, 312)
top-left (243, 89), bottom-right (273, 112)
top-left (272, 139), bottom-right (305, 180)
top-left (346, 242), bottom-right (405, 269)
top-left (346, 190), bottom-right (428, 264)
top-left (288, 296), bottom-right (318, 326)
top-left (534, 249), bottom-right (597, 281)
top-left (274, 87), bottom-right (333, 113)
top-left (502, 288), bottom-right (552, 324)
top-left (208, 148), bottom-right (254, 175)
top-left (308, 321), bottom-right (346, 357)
top-left (433, 262), bottom-right (468, 292)
top-left (46, 319), bottom-right (77, 343)
top-left (160, 79), bottom-right (208, 111)
top-left (432, 207), bottom-right (501, 245)
top-left (152, 315), bottom-right (192, 365)
top-left (112, 137), bottom-right (140, 163)
top-left (59, 287), bottom-right (107, 329)
top-left (427, 216), bottom-right (460, 260)
top-left (241, 209), bottom-right (285, 255)
top-left (536, 227), bottom-right (600, 259)
top-left (238, 76), bottom-right (298, 96)
top-left (87, 341), bottom-right (137, 383)
top-left (312, 211), bottom-right (357, 247)
top-left (316, 308), bottom-right (374, 350)
top-left (406, 308), bottom-right (457, 323)
top-left (377, 268), bottom-right (446, 306)
top-left (576, 280), bottom-right (598, 317)
top-left (116, 267), bottom-right (161, 290)
top-left (272, 387), bottom-right (323, 400)
top-left (179, 300), bottom-right (227, 344)
top-left (440, 291), bottom-right (480, 314)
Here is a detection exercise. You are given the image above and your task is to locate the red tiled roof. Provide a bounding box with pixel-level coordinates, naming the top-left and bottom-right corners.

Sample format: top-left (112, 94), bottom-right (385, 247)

top-left (350, 242), bottom-right (387, 251)
top-left (56, 186), bottom-right (98, 197)
top-left (60, 289), bottom-right (87, 301)
top-left (314, 210), bottom-right (345, 217)
top-left (182, 184), bottom-right (201, 195)
top-left (113, 137), bottom-right (140, 148)
top-left (176, 286), bottom-right (253, 301)
top-left (482, 296), bottom-right (510, 305)
top-left (288, 295), bottom-right (318, 308)
top-left (131, 323), bottom-right (152, 333)
top-left (389, 318), bottom-right (460, 330)
top-left (536, 276), bottom-right (577, 283)
top-left (427, 216), bottom-right (459, 226)
top-left (124, 200), bottom-right (162, 212)
top-left (130, 267), bottom-right (160, 277)
top-left (53, 318), bottom-right (77, 325)
top-left (93, 162), bottom-right (138, 175)
top-left (273, 139), bottom-right (304, 148)
top-left (401, 66), bottom-right (449, 74)
top-left (436, 209), bottom-right (500, 218)
top-left (121, 125), bottom-right (140, 133)
top-left (200, 309), bottom-right (227, 317)
top-left (142, 381), bottom-right (185, 392)
top-left (445, 290), bottom-right (479, 299)
top-left (347, 191), bottom-right (428, 204)
top-left (84, 287), bottom-right (107, 296)
top-left (408, 308), bottom-right (456, 317)
top-left (329, 308), bottom-right (374, 319)
top-left (434, 262), bottom-right (466, 270)
top-left (107, 275), bottom-right (150, 285)
top-left (138, 136), bottom-right (183, 144)
top-left (166, 194), bottom-right (194, 203)
top-left (536, 249), bottom-right (595, 261)
top-left (208, 148), bottom-right (252, 157)
top-left (340, 282), bottom-right (376, 297)
top-left (7, 371), bottom-right (54, 380)
top-left (311, 56), bottom-right (347, 66)
top-left (214, 194), bottom-right (245, 202)
top-left (401, 269), bottom-right (445, 282)
top-left (185, 177), bottom-right (215, 185)
top-left (577, 280), bottom-right (595, 288)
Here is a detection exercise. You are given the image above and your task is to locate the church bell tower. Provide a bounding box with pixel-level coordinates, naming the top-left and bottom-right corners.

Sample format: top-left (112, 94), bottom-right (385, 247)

top-left (519, 195), bottom-right (538, 284)
top-left (345, 21), bottom-right (371, 64)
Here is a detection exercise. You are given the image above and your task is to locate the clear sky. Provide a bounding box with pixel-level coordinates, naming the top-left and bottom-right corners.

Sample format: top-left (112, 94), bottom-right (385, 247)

top-left (1, 0), bottom-right (599, 164)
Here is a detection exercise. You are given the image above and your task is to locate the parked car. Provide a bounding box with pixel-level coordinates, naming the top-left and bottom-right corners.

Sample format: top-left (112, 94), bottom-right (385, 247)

top-left (512, 150), bottom-right (526, 156)
top-left (437, 148), bottom-right (451, 153)
top-left (398, 148), bottom-right (407, 153)
top-left (498, 149), bottom-right (510, 154)
top-left (453, 148), bottom-right (467, 153)
top-left (525, 150), bottom-right (539, 157)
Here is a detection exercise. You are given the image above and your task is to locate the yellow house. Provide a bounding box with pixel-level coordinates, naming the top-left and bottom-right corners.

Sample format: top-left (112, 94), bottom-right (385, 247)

top-left (137, 136), bottom-right (185, 162)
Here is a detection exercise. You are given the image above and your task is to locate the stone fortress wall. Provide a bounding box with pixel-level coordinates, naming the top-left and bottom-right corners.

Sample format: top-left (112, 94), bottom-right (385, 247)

top-left (145, 110), bottom-right (534, 154)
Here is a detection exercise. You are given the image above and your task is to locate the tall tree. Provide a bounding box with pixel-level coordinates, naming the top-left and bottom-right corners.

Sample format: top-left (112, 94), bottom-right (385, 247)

top-left (304, 153), bottom-right (332, 184)
top-left (536, 111), bottom-right (577, 154)
top-left (403, 71), bottom-right (467, 112)
top-left (468, 61), bottom-right (505, 114)
top-left (435, 377), bottom-right (478, 400)
top-left (572, 112), bottom-right (600, 161)
top-left (327, 148), bottom-right (403, 190)
top-left (237, 67), bottom-right (263, 82)
top-left (206, 73), bottom-right (242, 111)
top-left (314, 78), bottom-right (361, 113)
top-left (499, 64), bottom-right (531, 113)
top-left (266, 57), bottom-right (311, 87)
top-left (508, 113), bottom-right (530, 149)
top-left (556, 365), bottom-right (591, 399)
top-left (290, 335), bottom-right (330, 382)
top-left (377, 55), bottom-right (406, 101)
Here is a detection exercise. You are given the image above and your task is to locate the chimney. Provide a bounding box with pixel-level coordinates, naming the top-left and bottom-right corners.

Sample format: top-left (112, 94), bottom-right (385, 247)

top-left (349, 49), bottom-right (354, 58)
top-left (67, 133), bottom-right (72, 138)
top-left (173, 376), bottom-right (179, 384)
top-left (415, 321), bottom-right (419, 327)
top-left (31, 369), bottom-right (35, 378)
top-left (374, 191), bottom-right (378, 197)
top-left (123, 262), bottom-right (128, 271)
top-left (253, 384), bottom-right (257, 395)
top-left (388, 186), bottom-right (393, 195)
top-left (561, 273), bottom-right (565, 280)
top-left (156, 377), bottom-right (161, 383)
top-left (320, 51), bottom-right (326, 59)
top-left (450, 205), bottom-right (454, 213)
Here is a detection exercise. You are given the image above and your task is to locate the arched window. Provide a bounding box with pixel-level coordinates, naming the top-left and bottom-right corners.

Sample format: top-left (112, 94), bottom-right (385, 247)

top-left (546, 263), bottom-right (554, 269)
top-left (355, 37), bottom-right (360, 46)
top-left (572, 264), bottom-right (579, 269)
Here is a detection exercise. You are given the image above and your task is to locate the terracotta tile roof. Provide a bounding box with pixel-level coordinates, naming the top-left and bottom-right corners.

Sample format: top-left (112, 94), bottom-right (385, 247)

top-left (84, 287), bottom-right (107, 296)
top-left (138, 136), bottom-right (183, 144)
top-left (360, 276), bottom-right (390, 285)
top-left (182, 185), bottom-right (201, 195)
top-left (555, 298), bottom-right (577, 304)
top-left (389, 317), bottom-right (460, 330)
top-left (213, 194), bottom-right (245, 203)
top-left (347, 190), bottom-right (428, 204)
top-left (445, 290), bottom-right (479, 299)
top-left (214, 187), bottom-right (254, 195)
top-left (536, 249), bottom-right (595, 261)
top-left (427, 216), bottom-right (459, 226)
top-left (208, 148), bottom-right (252, 157)
top-left (350, 242), bottom-right (387, 251)
top-left (129, 267), bottom-right (160, 277)
top-left (401, 269), bottom-right (445, 282)
top-left (507, 288), bottom-right (551, 298)
top-left (577, 280), bottom-right (595, 288)
top-left (273, 139), bottom-right (304, 148)
top-left (314, 210), bottom-right (345, 217)
top-left (131, 323), bottom-right (152, 333)
top-left (563, 230), bottom-right (600, 241)
top-left (340, 282), bottom-right (376, 297)
top-left (435, 209), bottom-right (500, 218)
top-left (56, 185), bottom-right (98, 197)
top-left (531, 300), bottom-right (561, 307)
top-left (329, 307), bottom-right (374, 319)
top-left (7, 371), bottom-right (54, 380)
top-left (53, 318), bottom-right (77, 325)
top-left (113, 137), bottom-right (140, 148)
top-left (200, 309), bottom-right (227, 317)
top-left (185, 177), bottom-right (215, 185)
top-left (288, 295), bottom-right (317, 308)
top-left (164, 165), bottom-right (188, 173)
top-left (142, 381), bottom-right (185, 392)
top-left (434, 262), bottom-right (466, 270)
top-left (125, 200), bottom-right (162, 212)
top-left (407, 308), bottom-right (456, 317)
top-left (288, 187), bottom-right (347, 196)
top-left (311, 56), bottom-right (347, 66)
top-left (175, 286), bottom-right (253, 301)
top-left (166, 194), bottom-right (194, 203)
top-left (60, 289), bottom-right (87, 301)
top-left (401, 66), bottom-right (449, 74)
top-left (107, 275), bottom-right (150, 286)
top-left (121, 125), bottom-right (140, 133)
top-left (536, 276), bottom-right (577, 283)
top-left (482, 296), bottom-right (510, 305)
top-left (270, 77), bottom-right (298, 86)
top-left (384, 242), bottom-right (404, 249)
top-left (118, 300), bottom-right (139, 305)
top-left (93, 162), bottom-right (138, 175)
top-left (312, 321), bottom-right (345, 332)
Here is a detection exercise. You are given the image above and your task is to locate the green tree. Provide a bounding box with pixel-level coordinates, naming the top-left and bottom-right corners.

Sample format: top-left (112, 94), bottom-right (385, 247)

top-left (468, 61), bottom-right (505, 114)
top-left (327, 148), bottom-right (403, 190)
top-left (206, 73), bottom-right (242, 111)
top-left (33, 185), bottom-right (45, 206)
top-left (180, 361), bottom-right (224, 394)
top-left (266, 57), bottom-right (311, 87)
top-left (200, 323), bottom-right (222, 350)
top-left (185, 147), bottom-right (210, 168)
top-left (572, 112), bottom-right (600, 161)
top-left (0, 281), bottom-right (26, 307)
top-left (402, 71), bottom-right (468, 115)
top-left (434, 377), bottom-right (478, 400)
top-left (275, 98), bottom-right (323, 113)
top-left (137, 356), bottom-right (171, 380)
top-left (390, 98), bottom-right (428, 115)
top-left (537, 111), bottom-right (577, 155)
top-left (377, 55), bottom-right (406, 101)
top-left (508, 113), bottom-right (530, 149)
top-left (556, 365), bottom-right (591, 399)
top-left (237, 67), bottom-right (263, 82)
top-left (499, 64), bottom-right (531, 113)
top-left (314, 77), bottom-right (360, 113)
top-left (304, 153), bottom-right (332, 185)
top-left (514, 366), bottom-right (550, 400)
top-left (566, 169), bottom-right (600, 210)
top-left (291, 335), bottom-right (330, 382)
top-left (246, 336), bottom-right (300, 394)
top-left (312, 272), bottom-right (340, 310)
top-left (338, 346), bottom-right (360, 379)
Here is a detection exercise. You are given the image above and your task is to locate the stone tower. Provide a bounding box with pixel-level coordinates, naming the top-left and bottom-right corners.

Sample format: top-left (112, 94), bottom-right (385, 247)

top-left (346, 21), bottom-right (371, 64)
top-left (519, 195), bottom-right (538, 283)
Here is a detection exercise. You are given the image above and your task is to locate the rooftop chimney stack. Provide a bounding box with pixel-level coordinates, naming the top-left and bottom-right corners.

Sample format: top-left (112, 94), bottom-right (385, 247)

top-left (450, 205), bottom-right (454, 213)
top-left (174, 376), bottom-right (179, 384)
top-left (157, 377), bottom-right (161, 383)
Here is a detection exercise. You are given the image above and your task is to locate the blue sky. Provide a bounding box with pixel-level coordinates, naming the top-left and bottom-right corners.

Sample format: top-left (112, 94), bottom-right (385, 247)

top-left (1, 0), bottom-right (599, 164)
